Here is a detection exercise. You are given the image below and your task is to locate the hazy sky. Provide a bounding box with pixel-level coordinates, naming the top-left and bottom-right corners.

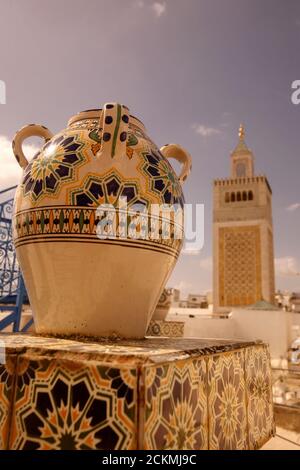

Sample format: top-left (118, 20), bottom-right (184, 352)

top-left (0, 0), bottom-right (300, 295)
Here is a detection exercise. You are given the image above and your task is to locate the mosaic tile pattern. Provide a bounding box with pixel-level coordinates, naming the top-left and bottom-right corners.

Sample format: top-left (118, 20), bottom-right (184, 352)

top-left (0, 334), bottom-right (274, 450)
top-left (146, 320), bottom-right (184, 338)
top-left (9, 354), bottom-right (137, 450)
top-left (68, 169), bottom-right (145, 207)
top-left (0, 355), bottom-right (17, 449)
top-left (245, 345), bottom-right (275, 449)
top-left (207, 351), bottom-right (248, 450)
top-left (143, 358), bottom-right (208, 450)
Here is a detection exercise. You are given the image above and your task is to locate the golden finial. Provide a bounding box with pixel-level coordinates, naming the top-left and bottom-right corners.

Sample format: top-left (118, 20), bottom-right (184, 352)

top-left (238, 124), bottom-right (245, 140)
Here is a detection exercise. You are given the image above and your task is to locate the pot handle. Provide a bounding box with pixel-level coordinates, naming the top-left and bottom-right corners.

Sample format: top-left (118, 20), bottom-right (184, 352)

top-left (98, 103), bottom-right (130, 158)
top-left (160, 144), bottom-right (192, 184)
top-left (12, 124), bottom-right (53, 169)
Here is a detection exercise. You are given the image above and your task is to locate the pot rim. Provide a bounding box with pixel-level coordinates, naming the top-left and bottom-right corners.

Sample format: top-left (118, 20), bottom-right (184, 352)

top-left (68, 109), bottom-right (146, 131)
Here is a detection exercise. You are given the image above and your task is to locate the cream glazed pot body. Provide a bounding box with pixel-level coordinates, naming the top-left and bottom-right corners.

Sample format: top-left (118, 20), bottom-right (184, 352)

top-left (12, 103), bottom-right (192, 338)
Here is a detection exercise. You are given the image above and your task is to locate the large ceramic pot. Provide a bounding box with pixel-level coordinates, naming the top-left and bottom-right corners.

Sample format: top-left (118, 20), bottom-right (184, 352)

top-left (12, 103), bottom-right (191, 338)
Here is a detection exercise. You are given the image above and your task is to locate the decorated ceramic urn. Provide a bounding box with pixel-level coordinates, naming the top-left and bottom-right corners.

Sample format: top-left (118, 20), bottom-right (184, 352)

top-left (12, 103), bottom-right (192, 338)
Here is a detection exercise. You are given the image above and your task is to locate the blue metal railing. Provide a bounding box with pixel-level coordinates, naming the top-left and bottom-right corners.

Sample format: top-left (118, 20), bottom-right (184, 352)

top-left (0, 185), bottom-right (32, 332)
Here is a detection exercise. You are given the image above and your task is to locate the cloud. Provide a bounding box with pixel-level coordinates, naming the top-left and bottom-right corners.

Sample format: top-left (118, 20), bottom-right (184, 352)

top-left (135, 1), bottom-right (166, 17)
top-left (0, 135), bottom-right (38, 190)
top-left (286, 203), bottom-right (300, 212)
top-left (172, 280), bottom-right (193, 297)
top-left (152, 2), bottom-right (166, 17)
top-left (275, 257), bottom-right (299, 277)
top-left (192, 124), bottom-right (221, 137)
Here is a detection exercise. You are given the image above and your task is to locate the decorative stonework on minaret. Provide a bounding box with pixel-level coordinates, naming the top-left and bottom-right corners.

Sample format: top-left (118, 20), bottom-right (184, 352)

top-left (213, 126), bottom-right (275, 312)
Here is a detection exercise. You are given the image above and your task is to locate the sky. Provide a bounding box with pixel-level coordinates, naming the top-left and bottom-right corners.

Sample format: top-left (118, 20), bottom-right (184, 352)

top-left (0, 0), bottom-right (300, 296)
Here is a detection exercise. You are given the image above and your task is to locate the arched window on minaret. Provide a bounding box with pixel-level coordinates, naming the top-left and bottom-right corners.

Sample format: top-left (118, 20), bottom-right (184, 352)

top-left (248, 190), bottom-right (253, 201)
top-left (242, 191), bottom-right (247, 201)
top-left (231, 192), bottom-right (236, 202)
top-left (237, 191), bottom-right (241, 201)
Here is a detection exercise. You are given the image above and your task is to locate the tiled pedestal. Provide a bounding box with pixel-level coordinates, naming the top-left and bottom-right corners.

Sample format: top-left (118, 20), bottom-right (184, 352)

top-left (0, 334), bottom-right (275, 450)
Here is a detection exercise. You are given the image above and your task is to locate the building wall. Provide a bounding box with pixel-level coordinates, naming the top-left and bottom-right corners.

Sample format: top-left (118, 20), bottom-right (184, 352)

top-left (169, 308), bottom-right (298, 359)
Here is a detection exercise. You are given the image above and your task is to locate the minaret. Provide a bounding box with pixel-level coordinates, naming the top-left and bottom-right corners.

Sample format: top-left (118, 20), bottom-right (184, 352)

top-left (230, 125), bottom-right (254, 179)
top-left (213, 126), bottom-right (275, 312)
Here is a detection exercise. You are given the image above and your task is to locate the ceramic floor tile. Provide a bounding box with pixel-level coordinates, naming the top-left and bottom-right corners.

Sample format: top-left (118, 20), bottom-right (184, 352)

top-left (9, 354), bottom-right (138, 450)
top-left (0, 354), bottom-right (17, 449)
top-left (207, 350), bottom-right (248, 450)
top-left (142, 358), bottom-right (208, 450)
top-left (245, 345), bottom-right (276, 449)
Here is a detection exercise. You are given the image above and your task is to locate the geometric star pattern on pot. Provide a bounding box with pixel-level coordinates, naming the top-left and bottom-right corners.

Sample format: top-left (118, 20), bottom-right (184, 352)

top-left (141, 150), bottom-right (185, 208)
top-left (68, 169), bottom-right (148, 209)
top-left (22, 133), bottom-right (86, 203)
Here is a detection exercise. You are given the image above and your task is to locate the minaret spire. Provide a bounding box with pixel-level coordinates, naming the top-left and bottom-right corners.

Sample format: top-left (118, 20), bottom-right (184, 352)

top-left (232, 123), bottom-right (250, 155)
top-left (231, 123), bottom-right (254, 178)
top-left (238, 124), bottom-right (245, 141)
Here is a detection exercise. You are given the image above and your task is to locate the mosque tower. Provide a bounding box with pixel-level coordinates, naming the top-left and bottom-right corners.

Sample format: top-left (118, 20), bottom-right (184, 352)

top-left (213, 125), bottom-right (275, 312)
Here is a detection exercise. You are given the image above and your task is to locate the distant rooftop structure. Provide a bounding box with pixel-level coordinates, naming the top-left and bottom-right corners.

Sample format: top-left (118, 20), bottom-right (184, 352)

top-left (246, 300), bottom-right (280, 311)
